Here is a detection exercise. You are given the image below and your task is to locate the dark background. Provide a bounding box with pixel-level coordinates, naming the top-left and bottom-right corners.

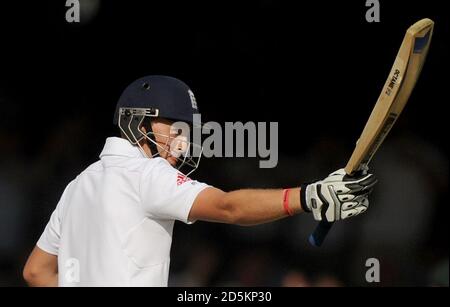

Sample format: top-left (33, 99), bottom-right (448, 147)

top-left (0, 1), bottom-right (448, 286)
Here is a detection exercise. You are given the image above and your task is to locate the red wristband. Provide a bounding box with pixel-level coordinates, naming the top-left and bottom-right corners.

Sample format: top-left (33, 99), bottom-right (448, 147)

top-left (283, 189), bottom-right (294, 216)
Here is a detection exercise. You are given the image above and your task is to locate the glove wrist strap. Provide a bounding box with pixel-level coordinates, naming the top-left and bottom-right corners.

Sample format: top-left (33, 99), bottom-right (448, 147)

top-left (300, 184), bottom-right (311, 213)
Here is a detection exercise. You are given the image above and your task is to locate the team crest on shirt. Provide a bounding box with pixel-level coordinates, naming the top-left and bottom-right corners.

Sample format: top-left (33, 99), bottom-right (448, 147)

top-left (177, 173), bottom-right (192, 186)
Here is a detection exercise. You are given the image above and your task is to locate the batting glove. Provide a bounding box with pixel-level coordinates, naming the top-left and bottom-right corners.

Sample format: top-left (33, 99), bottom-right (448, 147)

top-left (300, 169), bottom-right (377, 222)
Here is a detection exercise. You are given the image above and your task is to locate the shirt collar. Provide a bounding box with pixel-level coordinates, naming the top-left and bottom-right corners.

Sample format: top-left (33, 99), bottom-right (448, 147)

top-left (99, 137), bottom-right (146, 159)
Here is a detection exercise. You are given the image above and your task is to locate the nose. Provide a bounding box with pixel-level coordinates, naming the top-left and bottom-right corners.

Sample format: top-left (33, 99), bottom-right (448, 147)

top-left (170, 136), bottom-right (188, 158)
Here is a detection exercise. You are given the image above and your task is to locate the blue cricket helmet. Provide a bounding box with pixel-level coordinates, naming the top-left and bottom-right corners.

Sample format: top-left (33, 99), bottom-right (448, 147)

top-left (113, 75), bottom-right (199, 125)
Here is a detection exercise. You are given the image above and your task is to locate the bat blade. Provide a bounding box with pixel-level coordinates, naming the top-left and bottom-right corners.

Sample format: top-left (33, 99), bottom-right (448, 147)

top-left (309, 19), bottom-right (434, 247)
top-left (345, 18), bottom-right (434, 174)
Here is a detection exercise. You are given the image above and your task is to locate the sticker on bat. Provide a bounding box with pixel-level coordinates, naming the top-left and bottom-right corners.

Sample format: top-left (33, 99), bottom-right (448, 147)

top-left (385, 69), bottom-right (401, 96)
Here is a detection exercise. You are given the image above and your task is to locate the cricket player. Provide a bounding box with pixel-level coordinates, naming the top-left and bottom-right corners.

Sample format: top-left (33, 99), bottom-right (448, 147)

top-left (23, 75), bottom-right (377, 286)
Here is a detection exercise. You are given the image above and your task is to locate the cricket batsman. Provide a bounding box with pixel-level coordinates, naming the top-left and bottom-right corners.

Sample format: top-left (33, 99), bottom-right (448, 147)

top-left (23, 75), bottom-right (377, 286)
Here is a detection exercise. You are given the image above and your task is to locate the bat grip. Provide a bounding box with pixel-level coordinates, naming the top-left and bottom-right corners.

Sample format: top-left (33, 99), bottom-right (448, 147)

top-left (308, 221), bottom-right (334, 247)
top-left (307, 169), bottom-right (356, 247)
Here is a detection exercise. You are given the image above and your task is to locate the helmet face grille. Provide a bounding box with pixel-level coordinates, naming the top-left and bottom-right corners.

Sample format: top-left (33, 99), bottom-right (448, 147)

top-left (118, 108), bottom-right (146, 145)
top-left (118, 107), bottom-right (202, 176)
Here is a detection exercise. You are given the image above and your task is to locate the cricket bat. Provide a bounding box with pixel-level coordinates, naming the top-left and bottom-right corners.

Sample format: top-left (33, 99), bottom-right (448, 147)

top-left (309, 18), bottom-right (434, 247)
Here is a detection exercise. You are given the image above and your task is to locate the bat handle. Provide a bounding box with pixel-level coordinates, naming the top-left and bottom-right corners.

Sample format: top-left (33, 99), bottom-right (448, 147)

top-left (308, 221), bottom-right (334, 247)
top-left (307, 170), bottom-right (356, 247)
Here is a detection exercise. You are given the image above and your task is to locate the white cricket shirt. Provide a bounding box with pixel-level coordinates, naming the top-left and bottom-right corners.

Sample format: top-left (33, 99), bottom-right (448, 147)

top-left (37, 137), bottom-right (210, 286)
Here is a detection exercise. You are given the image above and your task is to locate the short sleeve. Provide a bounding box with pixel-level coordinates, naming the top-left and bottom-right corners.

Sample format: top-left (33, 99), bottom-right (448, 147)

top-left (140, 158), bottom-right (210, 223)
top-left (36, 181), bottom-right (73, 255)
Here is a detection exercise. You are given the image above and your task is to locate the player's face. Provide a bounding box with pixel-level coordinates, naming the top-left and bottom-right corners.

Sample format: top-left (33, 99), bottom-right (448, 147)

top-left (151, 119), bottom-right (186, 166)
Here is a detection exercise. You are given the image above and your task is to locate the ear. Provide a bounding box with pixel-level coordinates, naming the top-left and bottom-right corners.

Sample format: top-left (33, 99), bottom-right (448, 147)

top-left (140, 119), bottom-right (153, 135)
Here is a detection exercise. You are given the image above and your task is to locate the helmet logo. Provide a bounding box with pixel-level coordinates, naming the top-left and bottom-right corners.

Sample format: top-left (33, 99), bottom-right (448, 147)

top-left (188, 90), bottom-right (198, 110)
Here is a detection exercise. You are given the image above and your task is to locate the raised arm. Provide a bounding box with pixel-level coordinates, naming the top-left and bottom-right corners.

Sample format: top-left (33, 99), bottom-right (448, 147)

top-left (189, 169), bottom-right (377, 226)
top-left (189, 187), bottom-right (302, 226)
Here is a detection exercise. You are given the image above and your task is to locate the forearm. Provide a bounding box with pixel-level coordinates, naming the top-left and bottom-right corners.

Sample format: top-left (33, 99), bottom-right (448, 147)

top-left (224, 188), bottom-right (303, 226)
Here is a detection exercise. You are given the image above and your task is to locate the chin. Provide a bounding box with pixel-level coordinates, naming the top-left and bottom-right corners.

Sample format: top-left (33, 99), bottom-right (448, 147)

top-left (167, 157), bottom-right (177, 166)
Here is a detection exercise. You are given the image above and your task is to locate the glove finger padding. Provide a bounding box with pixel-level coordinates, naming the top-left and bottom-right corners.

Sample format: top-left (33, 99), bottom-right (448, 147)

top-left (341, 201), bottom-right (358, 210)
top-left (302, 168), bottom-right (376, 222)
top-left (341, 197), bottom-right (369, 219)
top-left (342, 195), bottom-right (369, 210)
top-left (338, 194), bottom-right (355, 202)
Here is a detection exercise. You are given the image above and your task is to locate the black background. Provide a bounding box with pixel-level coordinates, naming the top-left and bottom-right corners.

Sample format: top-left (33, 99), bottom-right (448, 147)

top-left (1, 1), bottom-right (448, 147)
top-left (0, 1), bottom-right (448, 286)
